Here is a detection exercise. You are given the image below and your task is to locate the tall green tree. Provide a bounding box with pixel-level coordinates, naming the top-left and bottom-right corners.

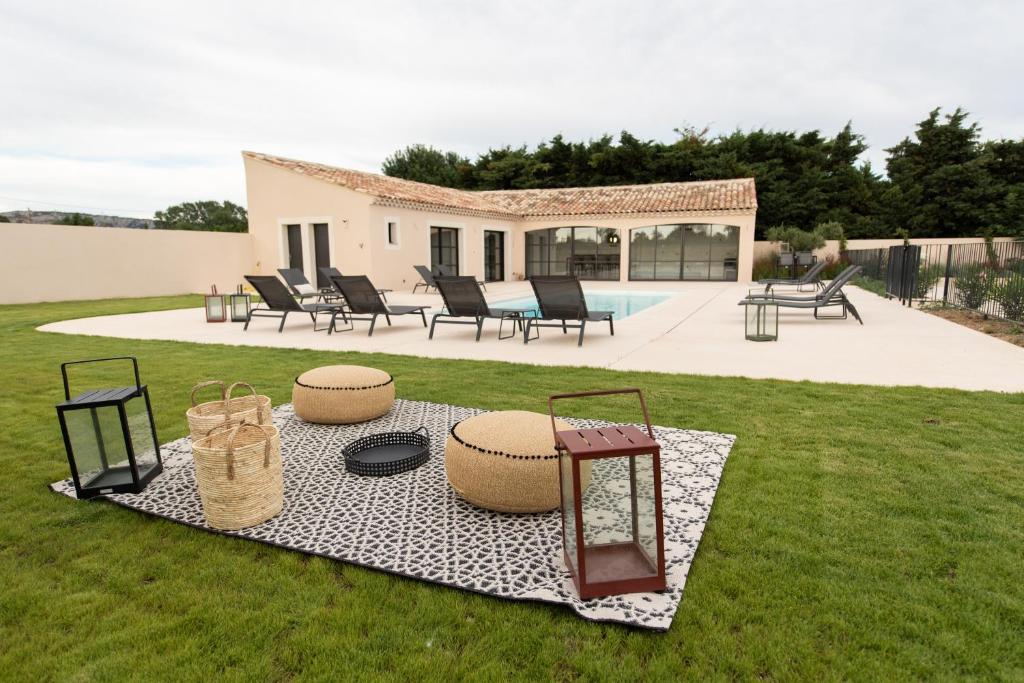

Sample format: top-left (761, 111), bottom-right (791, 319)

top-left (884, 108), bottom-right (1002, 237)
top-left (154, 200), bottom-right (247, 232)
top-left (381, 144), bottom-right (473, 188)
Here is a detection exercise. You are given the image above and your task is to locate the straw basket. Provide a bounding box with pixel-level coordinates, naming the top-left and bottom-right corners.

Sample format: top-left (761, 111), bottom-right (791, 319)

top-left (186, 381), bottom-right (272, 440)
top-left (191, 421), bottom-right (283, 530)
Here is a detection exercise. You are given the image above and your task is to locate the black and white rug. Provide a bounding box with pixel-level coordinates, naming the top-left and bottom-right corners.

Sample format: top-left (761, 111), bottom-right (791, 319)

top-left (51, 399), bottom-right (734, 631)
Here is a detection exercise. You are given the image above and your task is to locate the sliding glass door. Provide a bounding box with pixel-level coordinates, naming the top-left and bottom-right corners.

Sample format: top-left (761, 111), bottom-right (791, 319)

top-left (629, 224), bottom-right (739, 281)
top-left (525, 227), bottom-right (620, 280)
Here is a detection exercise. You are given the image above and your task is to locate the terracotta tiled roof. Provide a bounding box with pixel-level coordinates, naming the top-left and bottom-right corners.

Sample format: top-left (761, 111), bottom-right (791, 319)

top-left (243, 151), bottom-right (756, 219)
top-left (479, 179), bottom-right (757, 217)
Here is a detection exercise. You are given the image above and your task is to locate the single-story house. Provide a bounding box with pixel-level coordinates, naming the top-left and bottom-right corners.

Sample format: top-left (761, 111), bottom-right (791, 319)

top-left (242, 151), bottom-right (758, 290)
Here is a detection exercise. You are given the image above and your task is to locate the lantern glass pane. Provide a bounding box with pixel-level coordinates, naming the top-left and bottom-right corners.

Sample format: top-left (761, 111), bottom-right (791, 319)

top-left (559, 451), bottom-right (577, 571)
top-left (125, 395), bottom-right (158, 476)
top-left (745, 302), bottom-right (778, 341)
top-left (206, 296), bottom-right (224, 318)
top-left (64, 405), bottom-right (133, 489)
top-left (580, 455), bottom-right (658, 583)
top-left (632, 454), bottom-right (660, 567)
top-left (230, 295), bottom-right (249, 321)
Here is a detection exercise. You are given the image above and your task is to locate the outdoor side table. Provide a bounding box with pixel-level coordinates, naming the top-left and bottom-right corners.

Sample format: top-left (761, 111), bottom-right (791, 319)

top-left (744, 298), bottom-right (778, 342)
top-left (497, 308), bottom-right (535, 340)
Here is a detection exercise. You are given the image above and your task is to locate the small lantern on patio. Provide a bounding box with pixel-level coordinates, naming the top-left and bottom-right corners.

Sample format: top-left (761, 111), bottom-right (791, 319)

top-left (744, 300), bottom-right (778, 342)
top-left (55, 357), bottom-right (162, 499)
top-left (229, 284), bottom-right (251, 323)
top-left (205, 285), bottom-right (226, 322)
top-left (549, 389), bottom-right (666, 599)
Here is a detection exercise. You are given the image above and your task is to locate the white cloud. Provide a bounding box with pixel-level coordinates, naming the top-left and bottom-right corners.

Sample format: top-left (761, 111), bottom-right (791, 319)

top-left (1, 0), bottom-right (1022, 216)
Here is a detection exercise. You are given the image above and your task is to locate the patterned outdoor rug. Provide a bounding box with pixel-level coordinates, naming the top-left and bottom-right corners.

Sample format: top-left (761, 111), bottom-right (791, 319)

top-left (51, 399), bottom-right (734, 631)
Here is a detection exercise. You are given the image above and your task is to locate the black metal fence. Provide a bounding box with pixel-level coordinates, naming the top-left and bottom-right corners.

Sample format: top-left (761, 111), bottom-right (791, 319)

top-left (842, 240), bottom-right (1024, 323)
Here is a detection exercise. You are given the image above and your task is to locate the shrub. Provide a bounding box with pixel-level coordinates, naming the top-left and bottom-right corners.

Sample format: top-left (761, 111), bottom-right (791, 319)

top-left (752, 255), bottom-right (776, 280)
top-left (914, 263), bottom-right (945, 299)
top-left (814, 221), bottom-right (847, 252)
top-left (991, 278), bottom-right (1024, 322)
top-left (765, 225), bottom-right (825, 252)
top-left (953, 265), bottom-right (991, 310)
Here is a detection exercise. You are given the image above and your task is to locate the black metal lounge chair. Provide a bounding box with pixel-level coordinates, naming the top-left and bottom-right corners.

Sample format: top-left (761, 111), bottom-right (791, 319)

top-left (413, 265), bottom-right (438, 293)
top-left (429, 276), bottom-right (526, 341)
top-left (329, 275), bottom-right (429, 336)
top-left (741, 265), bottom-right (864, 323)
top-left (277, 268), bottom-right (338, 303)
top-left (318, 266), bottom-right (391, 302)
top-left (437, 264), bottom-right (487, 291)
top-left (243, 275), bottom-right (346, 332)
top-left (758, 260), bottom-right (828, 293)
top-left (524, 276), bottom-right (614, 347)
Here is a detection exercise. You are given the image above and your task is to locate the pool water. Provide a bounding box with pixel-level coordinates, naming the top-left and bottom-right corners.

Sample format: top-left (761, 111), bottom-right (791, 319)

top-left (491, 290), bottom-right (673, 319)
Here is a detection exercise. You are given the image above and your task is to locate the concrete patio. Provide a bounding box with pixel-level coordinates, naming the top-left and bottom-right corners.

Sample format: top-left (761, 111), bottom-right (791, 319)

top-left (40, 281), bottom-right (1024, 392)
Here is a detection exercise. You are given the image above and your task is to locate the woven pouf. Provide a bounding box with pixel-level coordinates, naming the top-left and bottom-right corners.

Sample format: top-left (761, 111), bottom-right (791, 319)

top-left (445, 410), bottom-right (590, 513)
top-left (292, 365), bottom-right (395, 424)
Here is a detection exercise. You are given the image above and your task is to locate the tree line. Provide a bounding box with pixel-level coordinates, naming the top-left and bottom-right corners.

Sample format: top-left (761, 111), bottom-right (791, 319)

top-left (382, 108), bottom-right (1024, 240)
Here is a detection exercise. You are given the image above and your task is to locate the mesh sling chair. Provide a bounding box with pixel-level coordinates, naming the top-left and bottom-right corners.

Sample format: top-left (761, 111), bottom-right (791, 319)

top-left (436, 264), bottom-right (487, 291)
top-left (329, 275), bottom-right (429, 336)
top-left (758, 259), bottom-right (828, 293)
top-left (243, 275), bottom-right (347, 332)
top-left (524, 276), bottom-right (615, 347)
top-left (430, 276), bottom-right (526, 341)
top-left (412, 265), bottom-right (438, 293)
top-left (277, 268), bottom-right (339, 303)
top-left (318, 266), bottom-right (391, 302)
top-left (741, 264), bottom-right (864, 324)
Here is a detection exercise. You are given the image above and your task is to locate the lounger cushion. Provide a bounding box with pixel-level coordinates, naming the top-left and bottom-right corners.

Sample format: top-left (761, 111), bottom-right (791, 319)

top-left (294, 283), bottom-right (317, 295)
top-left (445, 410), bottom-right (590, 513)
top-left (292, 365), bottom-right (395, 424)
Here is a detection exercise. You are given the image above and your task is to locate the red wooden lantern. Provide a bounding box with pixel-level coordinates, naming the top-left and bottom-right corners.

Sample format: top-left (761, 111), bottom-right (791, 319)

top-left (549, 388), bottom-right (666, 599)
top-left (204, 285), bottom-right (226, 322)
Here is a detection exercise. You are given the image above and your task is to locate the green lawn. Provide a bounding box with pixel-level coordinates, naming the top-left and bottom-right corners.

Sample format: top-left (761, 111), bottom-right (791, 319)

top-left (2, 296), bottom-right (1023, 681)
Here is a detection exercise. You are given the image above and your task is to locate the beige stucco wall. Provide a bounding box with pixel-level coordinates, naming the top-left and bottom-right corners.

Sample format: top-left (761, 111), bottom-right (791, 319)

top-left (366, 205), bottom-right (517, 290)
top-left (0, 222), bottom-right (255, 304)
top-left (753, 236), bottom-right (1020, 263)
top-left (244, 156), bottom-right (375, 285)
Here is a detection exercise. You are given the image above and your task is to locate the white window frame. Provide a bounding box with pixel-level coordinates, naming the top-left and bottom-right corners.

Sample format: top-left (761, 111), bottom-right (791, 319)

top-left (384, 215), bottom-right (401, 251)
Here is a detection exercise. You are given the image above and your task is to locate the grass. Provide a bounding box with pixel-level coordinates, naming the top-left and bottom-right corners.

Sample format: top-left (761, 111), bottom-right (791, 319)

top-left (2, 296), bottom-right (1023, 681)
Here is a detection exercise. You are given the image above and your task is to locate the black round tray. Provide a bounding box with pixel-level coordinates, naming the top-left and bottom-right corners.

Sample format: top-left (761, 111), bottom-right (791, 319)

top-left (342, 426), bottom-right (430, 477)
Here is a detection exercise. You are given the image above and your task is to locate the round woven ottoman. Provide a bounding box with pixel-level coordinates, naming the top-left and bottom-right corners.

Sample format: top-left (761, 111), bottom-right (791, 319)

top-left (292, 365), bottom-right (394, 424)
top-left (445, 410), bottom-right (590, 513)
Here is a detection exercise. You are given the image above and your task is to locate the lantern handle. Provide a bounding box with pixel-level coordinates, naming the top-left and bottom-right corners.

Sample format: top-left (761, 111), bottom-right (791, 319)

top-left (60, 356), bottom-right (142, 400)
top-left (190, 381), bottom-right (227, 407)
top-left (547, 388), bottom-right (654, 442)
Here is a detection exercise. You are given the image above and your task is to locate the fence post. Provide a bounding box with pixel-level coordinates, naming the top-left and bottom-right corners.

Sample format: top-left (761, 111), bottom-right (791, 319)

top-left (942, 243), bottom-right (953, 305)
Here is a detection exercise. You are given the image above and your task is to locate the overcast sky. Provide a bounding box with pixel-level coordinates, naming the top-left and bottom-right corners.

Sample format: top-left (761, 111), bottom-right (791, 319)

top-left (1, 0), bottom-right (1022, 218)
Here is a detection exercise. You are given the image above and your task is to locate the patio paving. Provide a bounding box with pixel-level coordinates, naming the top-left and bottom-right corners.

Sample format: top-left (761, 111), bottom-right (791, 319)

top-left (39, 281), bottom-right (1024, 392)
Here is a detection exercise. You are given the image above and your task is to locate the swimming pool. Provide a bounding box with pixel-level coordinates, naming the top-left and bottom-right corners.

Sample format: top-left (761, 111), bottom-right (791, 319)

top-left (491, 290), bottom-right (673, 319)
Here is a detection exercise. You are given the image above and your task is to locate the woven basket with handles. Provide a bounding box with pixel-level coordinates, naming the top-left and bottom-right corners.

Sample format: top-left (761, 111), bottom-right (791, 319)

top-left (191, 421), bottom-right (283, 530)
top-left (186, 381), bottom-right (271, 440)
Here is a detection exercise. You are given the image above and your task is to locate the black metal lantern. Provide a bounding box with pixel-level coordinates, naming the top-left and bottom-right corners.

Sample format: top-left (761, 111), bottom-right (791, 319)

top-left (205, 285), bottom-right (226, 322)
top-left (229, 284), bottom-right (252, 323)
top-left (55, 357), bottom-right (162, 499)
